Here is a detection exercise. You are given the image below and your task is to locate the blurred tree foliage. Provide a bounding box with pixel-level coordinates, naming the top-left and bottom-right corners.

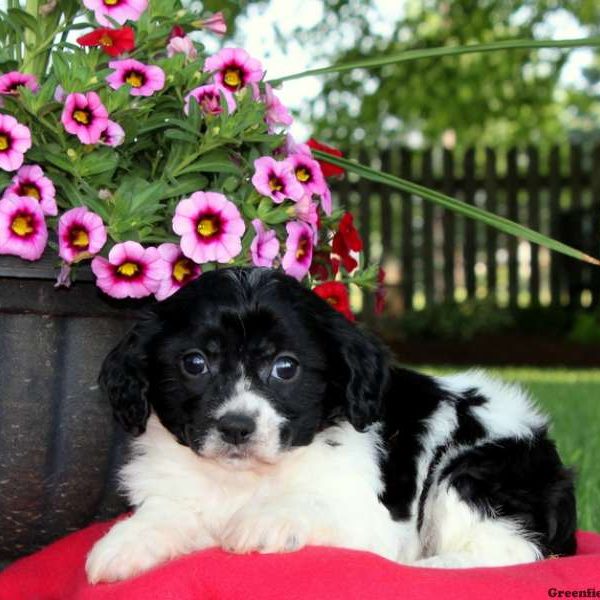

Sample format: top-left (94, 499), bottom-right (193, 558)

top-left (269, 0), bottom-right (600, 149)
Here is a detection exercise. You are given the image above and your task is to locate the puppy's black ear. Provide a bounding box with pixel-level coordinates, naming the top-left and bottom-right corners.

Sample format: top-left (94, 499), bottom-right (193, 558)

top-left (320, 310), bottom-right (390, 432)
top-left (99, 314), bottom-right (159, 435)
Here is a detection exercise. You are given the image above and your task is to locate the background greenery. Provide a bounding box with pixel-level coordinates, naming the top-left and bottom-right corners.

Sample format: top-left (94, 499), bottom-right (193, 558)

top-left (217, 0), bottom-right (600, 149)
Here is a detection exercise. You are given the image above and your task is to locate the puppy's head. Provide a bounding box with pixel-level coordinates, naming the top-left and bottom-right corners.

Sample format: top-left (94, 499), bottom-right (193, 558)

top-left (100, 268), bottom-right (389, 468)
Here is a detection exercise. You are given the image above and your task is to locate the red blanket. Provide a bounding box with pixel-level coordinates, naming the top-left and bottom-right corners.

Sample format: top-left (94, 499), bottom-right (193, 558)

top-left (2, 520), bottom-right (599, 600)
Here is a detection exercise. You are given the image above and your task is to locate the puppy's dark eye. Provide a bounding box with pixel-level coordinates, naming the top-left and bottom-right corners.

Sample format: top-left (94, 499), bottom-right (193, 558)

top-left (270, 356), bottom-right (299, 381)
top-left (182, 352), bottom-right (208, 376)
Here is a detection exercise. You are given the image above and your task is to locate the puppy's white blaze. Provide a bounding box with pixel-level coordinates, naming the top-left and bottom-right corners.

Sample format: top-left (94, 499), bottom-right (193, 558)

top-left (438, 370), bottom-right (548, 439)
top-left (205, 378), bottom-right (286, 465)
top-left (417, 485), bottom-right (542, 568)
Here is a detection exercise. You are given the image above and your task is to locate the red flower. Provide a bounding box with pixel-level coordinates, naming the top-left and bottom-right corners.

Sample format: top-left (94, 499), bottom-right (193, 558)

top-left (169, 25), bottom-right (186, 40)
top-left (77, 27), bottom-right (135, 57)
top-left (310, 250), bottom-right (332, 282)
top-left (306, 138), bottom-right (345, 178)
top-left (313, 281), bottom-right (355, 321)
top-left (332, 212), bottom-right (363, 273)
top-left (375, 267), bottom-right (386, 315)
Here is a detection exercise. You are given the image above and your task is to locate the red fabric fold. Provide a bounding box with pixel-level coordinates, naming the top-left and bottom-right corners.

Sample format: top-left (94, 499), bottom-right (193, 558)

top-left (1, 520), bottom-right (599, 600)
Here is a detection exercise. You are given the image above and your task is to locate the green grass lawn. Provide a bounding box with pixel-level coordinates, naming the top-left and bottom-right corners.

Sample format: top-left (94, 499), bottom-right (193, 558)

top-left (419, 367), bottom-right (600, 533)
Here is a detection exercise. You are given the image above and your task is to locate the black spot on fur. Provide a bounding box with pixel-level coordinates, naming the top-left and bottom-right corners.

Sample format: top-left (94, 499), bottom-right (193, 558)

top-left (440, 432), bottom-right (577, 557)
top-left (454, 388), bottom-right (487, 445)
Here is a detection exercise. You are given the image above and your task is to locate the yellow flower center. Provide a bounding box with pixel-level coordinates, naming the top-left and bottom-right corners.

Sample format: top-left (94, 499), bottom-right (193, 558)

top-left (104, 0), bottom-right (118, 5)
top-left (173, 258), bottom-right (193, 283)
top-left (117, 262), bottom-right (139, 278)
top-left (0, 134), bottom-right (9, 151)
top-left (73, 110), bottom-right (90, 125)
top-left (223, 68), bottom-right (242, 88)
top-left (296, 167), bottom-right (310, 182)
top-left (296, 238), bottom-right (309, 260)
top-left (100, 34), bottom-right (113, 46)
top-left (11, 215), bottom-right (34, 237)
top-left (269, 177), bottom-right (283, 192)
top-left (197, 216), bottom-right (219, 238)
top-left (70, 228), bottom-right (90, 249)
top-left (21, 184), bottom-right (40, 200)
top-left (125, 72), bottom-right (143, 88)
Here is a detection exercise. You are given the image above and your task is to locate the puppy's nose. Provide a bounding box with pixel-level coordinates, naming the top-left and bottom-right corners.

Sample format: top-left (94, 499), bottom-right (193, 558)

top-left (217, 413), bottom-right (256, 445)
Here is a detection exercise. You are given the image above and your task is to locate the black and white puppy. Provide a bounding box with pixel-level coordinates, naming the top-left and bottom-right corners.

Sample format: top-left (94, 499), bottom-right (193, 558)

top-left (86, 267), bottom-right (576, 583)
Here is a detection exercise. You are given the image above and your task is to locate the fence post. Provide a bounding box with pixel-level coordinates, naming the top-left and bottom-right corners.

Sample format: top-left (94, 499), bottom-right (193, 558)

top-left (442, 148), bottom-right (456, 303)
top-left (380, 149), bottom-right (393, 262)
top-left (591, 144), bottom-right (600, 308)
top-left (484, 148), bottom-right (498, 302)
top-left (548, 146), bottom-right (562, 307)
top-left (527, 146), bottom-right (540, 307)
top-left (506, 148), bottom-right (519, 307)
top-left (358, 148), bottom-right (373, 316)
top-left (422, 149), bottom-right (435, 307)
top-left (400, 148), bottom-right (414, 311)
top-left (464, 148), bottom-right (477, 299)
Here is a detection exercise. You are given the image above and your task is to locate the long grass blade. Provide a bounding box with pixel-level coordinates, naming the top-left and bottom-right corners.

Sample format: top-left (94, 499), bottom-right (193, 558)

top-left (270, 37), bottom-right (600, 85)
top-left (313, 150), bottom-right (600, 266)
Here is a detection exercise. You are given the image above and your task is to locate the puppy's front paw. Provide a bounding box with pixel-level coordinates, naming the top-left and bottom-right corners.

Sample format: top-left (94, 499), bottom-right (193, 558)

top-left (86, 518), bottom-right (176, 584)
top-left (220, 506), bottom-right (311, 554)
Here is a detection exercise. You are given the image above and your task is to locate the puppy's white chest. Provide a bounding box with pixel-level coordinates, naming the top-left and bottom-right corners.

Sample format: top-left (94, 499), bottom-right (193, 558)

top-left (120, 416), bottom-right (398, 557)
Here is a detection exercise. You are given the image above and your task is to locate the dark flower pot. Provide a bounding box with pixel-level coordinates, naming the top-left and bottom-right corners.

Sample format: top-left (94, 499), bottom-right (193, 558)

top-left (0, 254), bottom-right (136, 567)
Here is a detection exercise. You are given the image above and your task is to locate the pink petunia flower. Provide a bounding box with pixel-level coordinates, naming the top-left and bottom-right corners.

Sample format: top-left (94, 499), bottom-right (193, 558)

top-left (167, 35), bottom-right (198, 60)
top-left (285, 153), bottom-right (328, 198)
top-left (184, 84), bottom-right (236, 116)
top-left (82, 0), bottom-right (148, 27)
top-left (106, 59), bottom-right (165, 97)
top-left (0, 114), bottom-right (32, 172)
top-left (54, 85), bottom-right (66, 103)
top-left (0, 71), bottom-right (39, 97)
top-left (320, 184), bottom-right (332, 216)
top-left (0, 193), bottom-right (47, 261)
top-left (61, 92), bottom-right (109, 145)
top-left (172, 191), bottom-right (245, 264)
top-left (91, 241), bottom-right (168, 299)
top-left (4, 165), bottom-right (57, 216)
top-left (58, 206), bottom-right (107, 263)
top-left (100, 120), bottom-right (125, 147)
top-left (197, 12), bottom-right (227, 36)
top-left (155, 242), bottom-right (201, 301)
top-left (250, 219), bottom-right (279, 268)
top-left (204, 48), bottom-right (263, 92)
top-left (262, 84), bottom-right (292, 130)
top-left (281, 221), bottom-right (314, 281)
top-left (251, 156), bottom-right (304, 204)
top-left (293, 196), bottom-right (319, 230)
top-left (280, 134), bottom-right (312, 158)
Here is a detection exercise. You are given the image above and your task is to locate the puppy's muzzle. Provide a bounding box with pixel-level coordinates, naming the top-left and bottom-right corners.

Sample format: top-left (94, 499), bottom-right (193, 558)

top-left (217, 412), bottom-right (256, 445)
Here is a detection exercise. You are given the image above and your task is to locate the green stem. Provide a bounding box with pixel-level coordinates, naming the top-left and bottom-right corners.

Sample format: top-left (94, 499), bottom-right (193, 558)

top-left (312, 150), bottom-right (600, 267)
top-left (270, 36), bottom-right (600, 85)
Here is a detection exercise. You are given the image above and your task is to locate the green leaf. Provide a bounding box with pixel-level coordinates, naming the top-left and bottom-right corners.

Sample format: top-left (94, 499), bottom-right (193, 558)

top-left (312, 150), bottom-right (600, 267)
top-left (7, 8), bottom-right (39, 35)
top-left (164, 129), bottom-right (198, 144)
top-left (270, 36), bottom-right (600, 84)
top-left (160, 175), bottom-right (208, 200)
top-left (106, 84), bottom-right (132, 113)
top-left (79, 148), bottom-right (119, 177)
top-left (28, 146), bottom-right (77, 175)
top-left (178, 150), bottom-right (241, 176)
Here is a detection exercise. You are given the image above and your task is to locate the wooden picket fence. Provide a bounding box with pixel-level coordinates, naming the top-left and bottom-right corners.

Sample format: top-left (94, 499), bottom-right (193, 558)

top-left (331, 144), bottom-right (600, 314)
